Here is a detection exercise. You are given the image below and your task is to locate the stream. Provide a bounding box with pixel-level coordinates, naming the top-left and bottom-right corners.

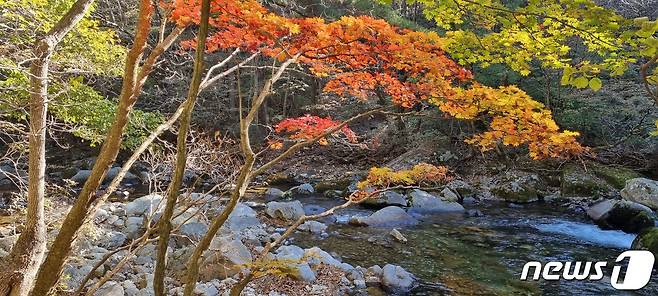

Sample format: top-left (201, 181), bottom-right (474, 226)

top-left (288, 197), bottom-right (658, 295)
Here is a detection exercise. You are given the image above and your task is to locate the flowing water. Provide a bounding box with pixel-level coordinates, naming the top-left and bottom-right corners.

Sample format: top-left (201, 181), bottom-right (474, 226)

top-left (290, 198), bottom-right (658, 296)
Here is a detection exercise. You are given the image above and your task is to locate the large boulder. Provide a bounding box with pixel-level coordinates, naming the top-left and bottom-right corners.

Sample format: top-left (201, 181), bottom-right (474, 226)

top-left (492, 171), bottom-right (543, 203)
top-left (350, 206), bottom-right (418, 227)
top-left (265, 201), bottom-right (305, 221)
top-left (561, 164), bottom-right (612, 198)
top-left (592, 165), bottom-right (642, 189)
top-left (587, 200), bottom-right (655, 233)
top-left (361, 191), bottom-right (408, 209)
top-left (199, 235), bottom-right (252, 280)
top-left (632, 227), bottom-right (658, 261)
top-left (408, 190), bottom-right (464, 213)
top-left (621, 178), bottom-right (658, 210)
top-left (381, 264), bottom-right (416, 294)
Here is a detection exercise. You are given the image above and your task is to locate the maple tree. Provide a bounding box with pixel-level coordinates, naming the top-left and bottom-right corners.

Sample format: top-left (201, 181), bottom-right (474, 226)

top-left (170, 0), bottom-right (586, 160)
top-left (161, 1), bottom-right (591, 295)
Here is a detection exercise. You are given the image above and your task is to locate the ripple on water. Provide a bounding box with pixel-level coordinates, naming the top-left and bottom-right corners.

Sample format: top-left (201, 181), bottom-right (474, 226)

top-left (532, 220), bottom-right (637, 249)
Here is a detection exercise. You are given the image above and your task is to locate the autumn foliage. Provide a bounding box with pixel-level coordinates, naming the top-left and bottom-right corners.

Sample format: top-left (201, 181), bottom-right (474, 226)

top-left (357, 163), bottom-right (451, 190)
top-left (274, 115), bottom-right (357, 144)
top-left (168, 0), bottom-right (586, 159)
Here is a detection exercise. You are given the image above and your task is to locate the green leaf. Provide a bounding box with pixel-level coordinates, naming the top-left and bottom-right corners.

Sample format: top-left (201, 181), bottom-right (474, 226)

top-left (573, 76), bottom-right (589, 89)
top-left (589, 77), bottom-right (602, 91)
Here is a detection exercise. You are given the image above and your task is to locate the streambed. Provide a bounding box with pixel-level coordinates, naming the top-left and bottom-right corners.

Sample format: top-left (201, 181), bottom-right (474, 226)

top-left (290, 198), bottom-right (658, 295)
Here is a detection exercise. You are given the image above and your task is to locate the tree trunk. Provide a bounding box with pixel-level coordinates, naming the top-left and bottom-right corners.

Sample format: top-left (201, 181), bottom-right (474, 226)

top-left (182, 55), bottom-right (299, 296)
top-left (152, 0), bottom-right (211, 294)
top-left (0, 0), bottom-right (95, 295)
top-left (28, 1), bottom-right (154, 295)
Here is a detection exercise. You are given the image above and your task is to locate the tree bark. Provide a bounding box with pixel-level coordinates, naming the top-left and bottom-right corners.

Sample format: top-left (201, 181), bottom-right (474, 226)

top-left (152, 0), bottom-right (211, 294)
top-left (28, 1), bottom-right (154, 295)
top-left (0, 0), bottom-right (95, 295)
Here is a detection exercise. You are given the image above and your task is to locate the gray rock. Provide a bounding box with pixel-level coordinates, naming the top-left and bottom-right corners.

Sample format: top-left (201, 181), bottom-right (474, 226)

top-left (381, 264), bottom-right (415, 294)
top-left (621, 178), bottom-right (658, 210)
top-left (199, 235), bottom-right (252, 280)
top-left (265, 187), bottom-right (285, 199)
top-left (349, 206), bottom-right (418, 227)
top-left (99, 231), bottom-right (127, 249)
top-left (368, 265), bottom-right (383, 277)
top-left (303, 204), bottom-right (326, 215)
top-left (408, 190), bottom-right (464, 214)
top-left (292, 183), bottom-right (315, 195)
top-left (71, 170), bottom-right (92, 184)
top-left (390, 229), bottom-right (407, 243)
top-left (304, 247), bottom-right (342, 268)
top-left (125, 194), bottom-right (163, 217)
top-left (492, 171), bottom-right (543, 203)
top-left (223, 203), bottom-right (261, 232)
top-left (276, 245), bottom-right (316, 282)
top-left (96, 281), bottom-right (124, 296)
top-left (587, 199), bottom-right (655, 233)
top-left (298, 221), bottom-right (328, 234)
top-left (180, 222), bottom-right (209, 240)
top-left (587, 200), bottom-right (617, 221)
top-left (561, 164), bottom-right (611, 198)
top-left (197, 283), bottom-right (219, 296)
top-left (122, 280), bottom-right (139, 296)
top-left (125, 217), bottom-right (146, 239)
top-left (446, 179), bottom-right (474, 197)
top-left (0, 235), bottom-right (18, 252)
top-left (276, 245), bottom-right (305, 260)
top-left (440, 187), bottom-right (459, 202)
top-left (105, 167), bottom-right (139, 184)
top-left (63, 264), bottom-right (93, 290)
top-left (265, 201), bottom-right (305, 221)
top-left (94, 208), bottom-right (110, 223)
top-left (295, 263), bottom-right (317, 282)
top-left (353, 279), bottom-right (366, 289)
top-left (362, 191), bottom-right (408, 208)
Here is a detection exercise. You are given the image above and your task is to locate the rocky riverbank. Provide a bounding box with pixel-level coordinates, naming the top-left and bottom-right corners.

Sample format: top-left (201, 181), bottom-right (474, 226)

top-left (1, 158), bottom-right (658, 295)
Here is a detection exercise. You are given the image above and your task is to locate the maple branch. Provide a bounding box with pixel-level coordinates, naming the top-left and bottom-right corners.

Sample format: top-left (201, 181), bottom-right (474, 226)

top-left (200, 50), bottom-right (260, 89)
top-left (201, 48), bottom-right (240, 86)
top-left (252, 106), bottom-right (388, 177)
top-left (640, 54), bottom-right (658, 104)
top-left (456, 0), bottom-right (618, 49)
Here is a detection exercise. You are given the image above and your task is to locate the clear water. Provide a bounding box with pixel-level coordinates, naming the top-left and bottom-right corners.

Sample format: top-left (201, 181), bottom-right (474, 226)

top-left (288, 198), bottom-right (658, 296)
